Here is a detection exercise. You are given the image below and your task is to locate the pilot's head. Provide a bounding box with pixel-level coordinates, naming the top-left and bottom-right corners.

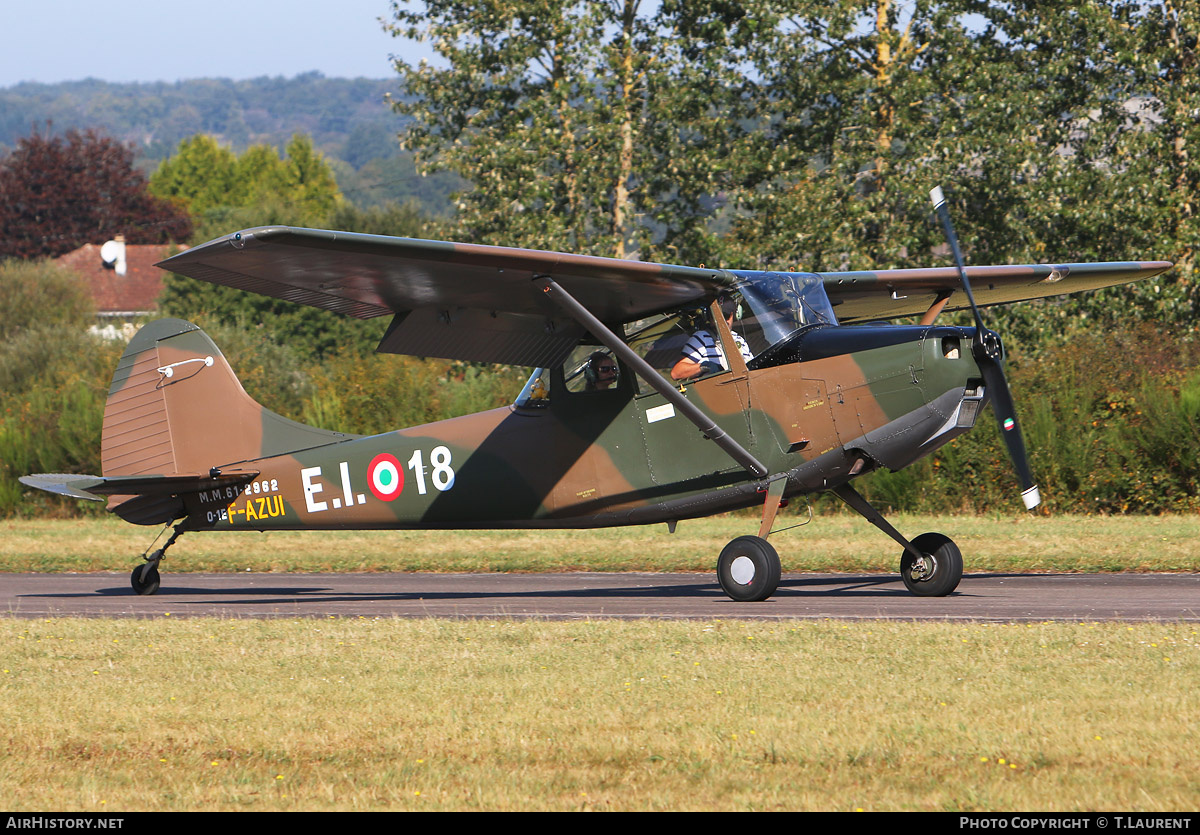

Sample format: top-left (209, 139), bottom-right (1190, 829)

top-left (584, 352), bottom-right (618, 389)
top-left (716, 292), bottom-right (738, 323)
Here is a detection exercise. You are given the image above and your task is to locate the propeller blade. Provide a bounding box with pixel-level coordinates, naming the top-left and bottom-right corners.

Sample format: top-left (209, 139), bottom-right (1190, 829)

top-left (930, 186), bottom-right (1041, 510)
top-left (977, 354), bottom-right (1041, 509)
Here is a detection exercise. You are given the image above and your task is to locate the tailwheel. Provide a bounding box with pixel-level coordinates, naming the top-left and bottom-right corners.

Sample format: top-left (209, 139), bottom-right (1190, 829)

top-left (717, 535), bottom-right (781, 602)
top-left (131, 561), bottom-right (161, 596)
top-left (900, 532), bottom-right (963, 597)
top-left (131, 524), bottom-right (186, 596)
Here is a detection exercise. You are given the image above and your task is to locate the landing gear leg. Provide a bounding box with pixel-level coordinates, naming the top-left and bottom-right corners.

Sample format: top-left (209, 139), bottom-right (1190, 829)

top-left (131, 524), bottom-right (186, 596)
top-left (830, 483), bottom-right (962, 597)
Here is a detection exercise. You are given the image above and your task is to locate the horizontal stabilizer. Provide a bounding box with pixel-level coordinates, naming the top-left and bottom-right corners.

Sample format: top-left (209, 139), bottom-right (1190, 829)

top-left (19, 474), bottom-right (107, 502)
top-left (21, 471), bottom-right (260, 514)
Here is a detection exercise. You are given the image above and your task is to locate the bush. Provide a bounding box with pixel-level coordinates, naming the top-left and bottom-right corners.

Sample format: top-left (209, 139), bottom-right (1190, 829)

top-left (302, 354), bottom-right (526, 435)
top-left (0, 259), bottom-right (94, 341)
top-left (0, 326), bottom-right (121, 517)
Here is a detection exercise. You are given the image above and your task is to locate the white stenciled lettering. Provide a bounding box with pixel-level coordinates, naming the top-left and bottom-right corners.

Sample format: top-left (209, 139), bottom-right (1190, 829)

top-left (407, 447), bottom-right (455, 495)
top-left (430, 446), bottom-right (455, 491)
top-left (301, 466), bottom-right (327, 513)
top-left (407, 449), bottom-right (427, 495)
top-left (339, 461), bottom-right (356, 507)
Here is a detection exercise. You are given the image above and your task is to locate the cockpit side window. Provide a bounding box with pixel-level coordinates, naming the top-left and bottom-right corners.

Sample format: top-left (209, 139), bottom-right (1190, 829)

top-left (624, 295), bottom-right (754, 391)
top-left (625, 306), bottom-right (704, 391)
top-left (730, 271), bottom-right (837, 352)
top-left (562, 345), bottom-right (622, 394)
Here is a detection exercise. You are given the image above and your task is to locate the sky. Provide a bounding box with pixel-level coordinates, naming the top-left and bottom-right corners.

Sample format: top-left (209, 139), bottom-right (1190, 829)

top-left (0, 0), bottom-right (435, 87)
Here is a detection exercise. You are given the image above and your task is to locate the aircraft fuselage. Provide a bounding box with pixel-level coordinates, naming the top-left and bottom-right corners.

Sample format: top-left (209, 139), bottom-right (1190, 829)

top-left (184, 324), bottom-right (985, 532)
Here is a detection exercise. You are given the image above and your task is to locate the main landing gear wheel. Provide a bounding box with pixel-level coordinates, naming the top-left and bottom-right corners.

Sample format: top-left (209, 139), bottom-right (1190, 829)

top-left (900, 532), bottom-right (962, 597)
top-left (131, 563), bottom-right (161, 596)
top-left (717, 535), bottom-right (781, 602)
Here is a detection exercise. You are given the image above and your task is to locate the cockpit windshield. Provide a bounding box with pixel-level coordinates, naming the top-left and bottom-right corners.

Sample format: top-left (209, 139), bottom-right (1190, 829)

top-left (728, 270), bottom-right (837, 355)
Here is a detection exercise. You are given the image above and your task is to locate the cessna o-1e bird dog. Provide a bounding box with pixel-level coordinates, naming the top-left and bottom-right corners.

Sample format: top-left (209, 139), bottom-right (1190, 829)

top-left (24, 189), bottom-right (1171, 600)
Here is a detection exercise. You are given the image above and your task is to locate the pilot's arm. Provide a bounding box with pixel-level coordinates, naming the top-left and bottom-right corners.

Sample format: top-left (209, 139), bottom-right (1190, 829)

top-left (670, 356), bottom-right (704, 381)
top-left (671, 330), bottom-right (723, 381)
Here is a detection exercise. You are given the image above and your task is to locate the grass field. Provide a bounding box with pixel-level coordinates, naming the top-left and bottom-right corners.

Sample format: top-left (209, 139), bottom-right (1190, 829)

top-left (2, 514), bottom-right (1197, 811)
top-left (2, 618), bottom-right (1197, 811)
top-left (3, 511), bottom-right (1200, 574)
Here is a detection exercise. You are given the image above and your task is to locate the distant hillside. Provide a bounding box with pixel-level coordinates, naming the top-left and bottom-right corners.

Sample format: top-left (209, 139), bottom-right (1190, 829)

top-left (0, 74), bottom-right (461, 215)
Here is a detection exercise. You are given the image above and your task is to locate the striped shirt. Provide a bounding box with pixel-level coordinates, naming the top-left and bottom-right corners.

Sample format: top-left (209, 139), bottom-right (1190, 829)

top-left (680, 329), bottom-right (752, 371)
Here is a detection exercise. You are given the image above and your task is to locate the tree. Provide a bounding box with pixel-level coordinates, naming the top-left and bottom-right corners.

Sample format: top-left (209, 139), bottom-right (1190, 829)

top-left (0, 128), bottom-right (191, 259)
top-left (151, 133), bottom-right (384, 359)
top-left (1019, 0), bottom-right (1200, 336)
top-left (386, 0), bottom-right (750, 261)
top-left (709, 2), bottom-right (1123, 270)
top-left (149, 133), bottom-right (343, 233)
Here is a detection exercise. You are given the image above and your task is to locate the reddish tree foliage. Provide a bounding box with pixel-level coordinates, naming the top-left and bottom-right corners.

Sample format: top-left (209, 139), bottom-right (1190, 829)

top-left (0, 128), bottom-right (192, 259)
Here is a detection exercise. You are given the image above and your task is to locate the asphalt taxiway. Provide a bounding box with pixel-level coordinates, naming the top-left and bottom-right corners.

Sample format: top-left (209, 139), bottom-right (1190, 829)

top-left (2, 572), bottom-right (1197, 621)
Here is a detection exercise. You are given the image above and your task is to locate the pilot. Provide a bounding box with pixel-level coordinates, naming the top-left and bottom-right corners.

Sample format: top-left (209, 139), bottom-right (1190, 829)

top-left (670, 293), bottom-right (753, 381)
top-left (584, 352), bottom-right (618, 391)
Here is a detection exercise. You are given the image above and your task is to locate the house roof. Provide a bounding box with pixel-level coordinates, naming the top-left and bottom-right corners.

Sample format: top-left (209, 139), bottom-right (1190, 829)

top-left (55, 242), bottom-right (186, 316)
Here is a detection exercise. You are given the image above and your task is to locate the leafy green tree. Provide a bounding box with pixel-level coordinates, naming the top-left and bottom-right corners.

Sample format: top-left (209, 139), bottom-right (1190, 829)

top-left (1014, 0), bottom-right (1200, 336)
top-left (0, 258), bottom-right (94, 341)
top-left (151, 133), bottom-right (379, 358)
top-left (711, 2), bottom-right (1119, 271)
top-left (144, 134), bottom-right (239, 218)
top-left (0, 261), bottom-right (119, 517)
top-left (325, 202), bottom-right (430, 237)
top-left (149, 133), bottom-right (343, 231)
top-left (386, 0), bottom-right (750, 261)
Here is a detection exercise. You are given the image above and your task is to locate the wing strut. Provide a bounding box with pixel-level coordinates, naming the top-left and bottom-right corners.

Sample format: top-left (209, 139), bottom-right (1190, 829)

top-left (918, 289), bottom-right (954, 326)
top-left (535, 275), bottom-right (769, 478)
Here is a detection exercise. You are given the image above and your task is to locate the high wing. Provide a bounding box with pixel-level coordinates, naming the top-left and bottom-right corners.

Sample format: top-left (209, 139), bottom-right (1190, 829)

top-left (159, 226), bottom-right (727, 367)
top-left (819, 261), bottom-right (1174, 323)
top-left (160, 226), bottom-right (1173, 363)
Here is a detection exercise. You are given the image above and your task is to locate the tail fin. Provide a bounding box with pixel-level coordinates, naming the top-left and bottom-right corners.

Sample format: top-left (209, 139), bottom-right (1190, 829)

top-left (103, 318), bottom-right (350, 478)
top-left (25, 319), bottom-right (352, 523)
top-left (92, 318), bottom-right (351, 523)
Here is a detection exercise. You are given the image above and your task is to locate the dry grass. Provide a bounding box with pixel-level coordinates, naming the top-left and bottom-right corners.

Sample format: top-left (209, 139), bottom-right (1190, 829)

top-left (1, 513), bottom-right (1199, 574)
top-left (1, 618), bottom-right (1197, 811)
top-left (3, 516), bottom-right (1197, 811)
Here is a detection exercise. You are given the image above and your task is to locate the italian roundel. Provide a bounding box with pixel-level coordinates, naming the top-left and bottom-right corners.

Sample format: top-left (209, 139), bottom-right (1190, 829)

top-left (367, 453), bottom-right (404, 501)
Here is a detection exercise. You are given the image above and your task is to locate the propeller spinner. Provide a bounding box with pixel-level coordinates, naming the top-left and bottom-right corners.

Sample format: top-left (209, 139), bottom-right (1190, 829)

top-left (930, 186), bottom-right (1041, 510)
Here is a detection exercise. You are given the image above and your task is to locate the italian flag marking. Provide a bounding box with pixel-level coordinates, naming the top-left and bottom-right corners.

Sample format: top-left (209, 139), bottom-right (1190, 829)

top-left (368, 453), bottom-right (404, 501)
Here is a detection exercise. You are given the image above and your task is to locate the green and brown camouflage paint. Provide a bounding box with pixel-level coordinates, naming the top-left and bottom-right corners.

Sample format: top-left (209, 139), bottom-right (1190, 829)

top-left (96, 314), bottom-right (983, 536)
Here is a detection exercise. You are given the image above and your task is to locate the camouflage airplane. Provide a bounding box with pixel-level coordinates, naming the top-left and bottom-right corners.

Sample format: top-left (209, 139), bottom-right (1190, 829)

top-left (23, 189), bottom-right (1171, 600)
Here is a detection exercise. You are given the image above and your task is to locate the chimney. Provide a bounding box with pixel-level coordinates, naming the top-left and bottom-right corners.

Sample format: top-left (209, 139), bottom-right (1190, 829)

top-left (100, 235), bottom-right (127, 276)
